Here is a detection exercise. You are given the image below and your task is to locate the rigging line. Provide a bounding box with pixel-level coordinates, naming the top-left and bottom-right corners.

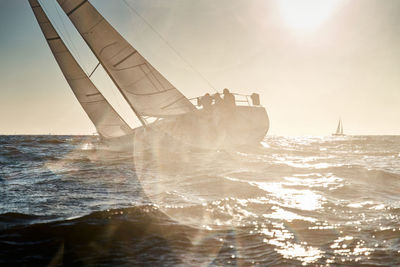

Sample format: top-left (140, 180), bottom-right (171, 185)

top-left (43, 0), bottom-right (107, 106)
top-left (50, 0), bottom-right (90, 75)
top-left (38, 0), bottom-right (66, 41)
top-left (94, 63), bottom-right (139, 129)
top-left (89, 62), bottom-right (101, 78)
top-left (39, 1), bottom-right (132, 129)
top-left (39, 0), bottom-right (79, 71)
top-left (100, 65), bottom-right (125, 119)
top-left (121, 0), bottom-right (218, 93)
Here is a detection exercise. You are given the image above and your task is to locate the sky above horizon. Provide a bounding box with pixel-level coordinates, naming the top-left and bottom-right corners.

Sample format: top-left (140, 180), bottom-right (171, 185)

top-left (0, 0), bottom-right (399, 135)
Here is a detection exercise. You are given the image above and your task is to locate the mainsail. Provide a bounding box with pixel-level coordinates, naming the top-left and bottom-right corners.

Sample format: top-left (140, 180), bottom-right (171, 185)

top-left (29, 0), bottom-right (132, 138)
top-left (57, 0), bottom-right (196, 120)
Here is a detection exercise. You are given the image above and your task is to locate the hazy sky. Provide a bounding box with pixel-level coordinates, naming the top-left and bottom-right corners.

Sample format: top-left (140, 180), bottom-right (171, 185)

top-left (0, 0), bottom-right (399, 135)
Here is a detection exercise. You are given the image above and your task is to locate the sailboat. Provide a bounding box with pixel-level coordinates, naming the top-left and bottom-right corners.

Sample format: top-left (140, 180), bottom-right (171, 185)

top-left (332, 118), bottom-right (344, 136)
top-left (29, 0), bottom-right (269, 150)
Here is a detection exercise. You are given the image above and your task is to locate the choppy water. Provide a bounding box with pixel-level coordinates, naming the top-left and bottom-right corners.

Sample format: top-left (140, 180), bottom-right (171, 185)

top-left (1, 135), bottom-right (399, 266)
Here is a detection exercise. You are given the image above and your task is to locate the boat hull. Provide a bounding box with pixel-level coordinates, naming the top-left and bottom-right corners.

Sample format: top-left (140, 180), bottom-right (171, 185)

top-left (104, 106), bottom-right (269, 151)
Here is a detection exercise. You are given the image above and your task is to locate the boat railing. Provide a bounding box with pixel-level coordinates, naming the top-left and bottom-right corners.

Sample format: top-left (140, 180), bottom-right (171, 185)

top-left (189, 92), bottom-right (261, 108)
top-left (141, 93), bottom-right (260, 124)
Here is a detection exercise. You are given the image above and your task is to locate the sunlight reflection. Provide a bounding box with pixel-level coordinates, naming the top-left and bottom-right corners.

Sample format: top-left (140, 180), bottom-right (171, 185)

top-left (263, 207), bottom-right (316, 222)
top-left (81, 142), bottom-right (94, 150)
top-left (284, 174), bottom-right (344, 190)
top-left (275, 157), bottom-right (335, 169)
top-left (329, 236), bottom-right (375, 263)
top-left (260, 223), bottom-right (323, 265)
top-left (276, 243), bottom-right (323, 265)
top-left (252, 181), bottom-right (323, 211)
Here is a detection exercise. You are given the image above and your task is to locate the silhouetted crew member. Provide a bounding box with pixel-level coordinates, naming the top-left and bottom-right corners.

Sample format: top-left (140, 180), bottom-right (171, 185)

top-left (223, 88), bottom-right (235, 109)
top-left (213, 93), bottom-right (223, 107)
top-left (201, 93), bottom-right (213, 111)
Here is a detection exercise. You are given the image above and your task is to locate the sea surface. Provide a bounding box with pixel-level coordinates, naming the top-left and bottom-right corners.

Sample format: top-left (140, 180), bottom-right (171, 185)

top-left (0, 135), bottom-right (399, 266)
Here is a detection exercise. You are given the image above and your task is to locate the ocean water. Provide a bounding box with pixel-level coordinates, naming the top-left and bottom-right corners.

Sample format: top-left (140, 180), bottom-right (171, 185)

top-left (0, 135), bottom-right (399, 266)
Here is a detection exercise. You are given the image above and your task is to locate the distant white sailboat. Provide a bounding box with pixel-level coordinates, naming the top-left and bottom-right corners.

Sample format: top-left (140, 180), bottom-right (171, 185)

top-left (332, 118), bottom-right (344, 136)
top-left (29, 0), bottom-right (269, 150)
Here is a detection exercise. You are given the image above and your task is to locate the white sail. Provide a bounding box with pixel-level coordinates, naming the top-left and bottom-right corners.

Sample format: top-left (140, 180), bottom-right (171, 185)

top-left (336, 120), bottom-right (341, 134)
top-left (57, 0), bottom-right (196, 120)
top-left (29, 0), bottom-right (132, 138)
top-left (339, 119), bottom-right (344, 135)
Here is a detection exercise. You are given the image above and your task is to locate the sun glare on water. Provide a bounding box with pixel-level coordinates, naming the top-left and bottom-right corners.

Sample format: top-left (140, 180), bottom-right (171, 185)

top-left (278, 0), bottom-right (342, 32)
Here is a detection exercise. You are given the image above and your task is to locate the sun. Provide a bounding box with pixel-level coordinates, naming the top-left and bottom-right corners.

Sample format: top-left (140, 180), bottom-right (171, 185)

top-left (278, 0), bottom-right (342, 32)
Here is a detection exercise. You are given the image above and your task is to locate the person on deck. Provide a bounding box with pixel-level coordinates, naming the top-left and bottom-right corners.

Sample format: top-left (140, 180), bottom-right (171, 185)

top-left (222, 88), bottom-right (236, 109)
top-left (200, 93), bottom-right (213, 111)
top-left (212, 93), bottom-right (223, 108)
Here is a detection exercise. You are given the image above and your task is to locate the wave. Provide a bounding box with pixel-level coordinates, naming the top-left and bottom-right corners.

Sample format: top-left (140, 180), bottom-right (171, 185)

top-left (327, 165), bottom-right (400, 186)
top-left (2, 204), bottom-right (399, 266)
top-left (0, 207), bottom-right (314, 266)
top-left (1, 135), bottom-right (400, 266)
top-left (36, 139), bottom-right (66, 145)
top-left (0, 206), bottom-right (198, 266)
top-left (0, 146), bottom-right (23, 156)
top-left (0, 212), bottom-right (43, 229)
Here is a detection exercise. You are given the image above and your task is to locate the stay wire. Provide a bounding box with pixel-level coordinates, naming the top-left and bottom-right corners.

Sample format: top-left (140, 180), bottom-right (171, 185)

top-left (49, 0), bottom-right (90, 76)
top-left (38, 0), bottom-right (67, 47)
top-left (38, 1), bottom-right (117, 113)
top-left (49, 0), bottom-right (124, 121)
top-left (122, 0), bottom-right (218, 93)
